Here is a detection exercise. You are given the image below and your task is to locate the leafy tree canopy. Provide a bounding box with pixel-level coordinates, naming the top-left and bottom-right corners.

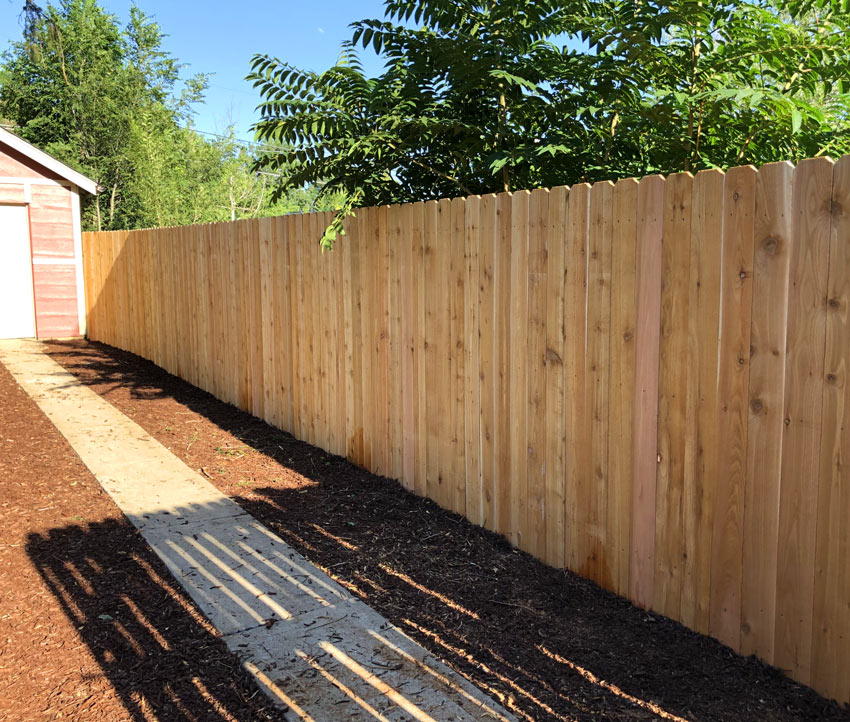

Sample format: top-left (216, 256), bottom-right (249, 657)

top-left (249, 0), bottom-right (850, 247)
top-left (0, 0), bottom-right (339, 230)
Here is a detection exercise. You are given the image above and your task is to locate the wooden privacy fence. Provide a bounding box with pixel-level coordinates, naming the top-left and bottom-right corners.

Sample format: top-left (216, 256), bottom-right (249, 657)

top-left (83, 155), bottom-right (850, 704)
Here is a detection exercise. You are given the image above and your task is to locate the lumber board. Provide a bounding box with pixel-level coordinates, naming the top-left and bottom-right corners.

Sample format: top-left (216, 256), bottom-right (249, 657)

top-left (478, 194), bottom-right (498, 530)
top-left (388, 203), bottom-right (404, 480)
top-left (494, 192), bottom-right (513, 538)
top-left (654, 171), bottom-right (694, 618)
top-left (812, 153), bottom-right (850, 702)
top-left (451, 196), bottom-right (467, 514)
top-left (463, 195), bottom-right (482, 523)
top-left (775, 157), bottom-right (833, 684)
top-left (509, 191), bottom-right (530, 547)
top-left (680, 169), bottom-right (724, 635)
top-left (543, 186), bottom-right (568, 569)
top-left (630, 175), bottom-right (664, 610)
top-left (398, 202), bottom-right (416, 491)
top-left (564, 183), bottom-right (590, 571)
top-left (525, 188), bottom-right (549, 559)
top-left (708, 164), bottom-right (756, 652)
top-left (584, 180), bottom-right (614, 588)
top-left (609, 178), bottom-right (638, 595)
top-left (411, 202), bottom-right (427, 497)
top-left (740, 161), bottom-right (794, 660)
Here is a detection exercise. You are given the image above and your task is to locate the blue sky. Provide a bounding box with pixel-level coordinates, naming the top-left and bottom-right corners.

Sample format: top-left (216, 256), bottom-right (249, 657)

top-left (0, 0), bottom-right (387, 140)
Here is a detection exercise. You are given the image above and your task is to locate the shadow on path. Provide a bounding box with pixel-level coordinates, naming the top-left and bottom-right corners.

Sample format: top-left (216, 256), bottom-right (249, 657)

top-left (26, 518), bottom-right (284, 721)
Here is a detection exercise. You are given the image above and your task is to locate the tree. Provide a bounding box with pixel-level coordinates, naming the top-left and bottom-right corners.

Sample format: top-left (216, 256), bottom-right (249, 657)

top-left (0, 0), bottom-right (331, 230)
top-left (249, 0), bottom-right (850, 247)
top-left (0, 0), bottom-right (213, 228)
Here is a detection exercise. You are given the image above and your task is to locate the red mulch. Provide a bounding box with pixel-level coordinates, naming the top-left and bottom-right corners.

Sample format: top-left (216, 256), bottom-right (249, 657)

top-left (28, 338), bottom-right (850, 722)
top-left (0, 360), bottom-right (287, 721)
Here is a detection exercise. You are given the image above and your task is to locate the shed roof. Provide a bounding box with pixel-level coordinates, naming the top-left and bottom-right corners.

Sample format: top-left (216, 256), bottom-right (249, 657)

top-left (0, 127), bottom-right (99, 195)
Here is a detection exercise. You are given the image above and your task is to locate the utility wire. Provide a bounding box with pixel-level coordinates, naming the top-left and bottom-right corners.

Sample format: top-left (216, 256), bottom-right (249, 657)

top-left (182, 125), bottom-right (287, 153)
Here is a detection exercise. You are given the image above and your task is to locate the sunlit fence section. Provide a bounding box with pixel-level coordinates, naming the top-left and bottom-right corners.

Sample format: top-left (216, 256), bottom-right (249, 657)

top-left (83, 154), bottom-right (850, 705)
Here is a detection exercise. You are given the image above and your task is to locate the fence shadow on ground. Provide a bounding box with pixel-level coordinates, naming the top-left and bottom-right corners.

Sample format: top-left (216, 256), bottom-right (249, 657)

top-left (26, 518), bottom-right (286, 721)
top-left (43, 338), bottom-right (850, 722)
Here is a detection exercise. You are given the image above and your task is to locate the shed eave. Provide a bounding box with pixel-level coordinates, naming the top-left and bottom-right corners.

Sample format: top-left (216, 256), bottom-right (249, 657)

top-left (0, 127), bottom-right (98, 195)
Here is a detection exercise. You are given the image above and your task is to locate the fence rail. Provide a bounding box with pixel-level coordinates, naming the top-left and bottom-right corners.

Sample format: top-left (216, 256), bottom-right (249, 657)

top-left (83, 155), bottom-right (850, 705)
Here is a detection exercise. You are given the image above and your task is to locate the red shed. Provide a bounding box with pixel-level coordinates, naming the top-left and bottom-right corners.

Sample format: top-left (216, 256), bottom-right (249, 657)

top-left (0, 127), bottom-right (98, 340)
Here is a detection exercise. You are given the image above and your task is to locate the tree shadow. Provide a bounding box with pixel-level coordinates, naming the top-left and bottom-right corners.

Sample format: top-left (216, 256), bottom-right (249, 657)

top-left (44, 338), bottom-right (850, 722)
top-left (26, 518), bottom-right (285, 721)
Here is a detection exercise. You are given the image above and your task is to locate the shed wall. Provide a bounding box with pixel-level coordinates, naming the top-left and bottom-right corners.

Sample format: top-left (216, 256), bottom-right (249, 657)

top-left (0, 141), bottom-right (83, 338)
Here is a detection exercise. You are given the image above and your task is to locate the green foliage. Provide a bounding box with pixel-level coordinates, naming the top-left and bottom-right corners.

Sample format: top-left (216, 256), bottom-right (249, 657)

top-left (0, 0), bottom-right (336, 230)
top-left (249, 0), bottom-right (850, 247)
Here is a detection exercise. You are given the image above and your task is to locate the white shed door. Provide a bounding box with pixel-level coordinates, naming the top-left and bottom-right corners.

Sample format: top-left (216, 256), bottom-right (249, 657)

top-left (0, 205), bottom-right (36, 339)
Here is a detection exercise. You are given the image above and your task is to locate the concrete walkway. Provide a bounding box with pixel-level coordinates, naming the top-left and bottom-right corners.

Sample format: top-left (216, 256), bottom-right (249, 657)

top-left (0, 339), bottom-right (515, 722)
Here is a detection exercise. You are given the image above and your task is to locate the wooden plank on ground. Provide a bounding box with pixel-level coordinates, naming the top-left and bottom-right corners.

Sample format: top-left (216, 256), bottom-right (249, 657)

top-left (775, 157), bottom-right (834, 684)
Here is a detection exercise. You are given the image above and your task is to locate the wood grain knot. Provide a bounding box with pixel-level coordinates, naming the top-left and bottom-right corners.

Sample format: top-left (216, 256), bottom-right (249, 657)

top-left (762, 236), bottom-right (779, 254)
top-left (750, 399), bottom-right (764, 414)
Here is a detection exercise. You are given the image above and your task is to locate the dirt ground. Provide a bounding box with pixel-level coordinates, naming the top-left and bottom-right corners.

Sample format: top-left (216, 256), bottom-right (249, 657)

top-left (0, 360), bottom-right (289, 721)
top-left (30, 338), bottom-right (848, 722)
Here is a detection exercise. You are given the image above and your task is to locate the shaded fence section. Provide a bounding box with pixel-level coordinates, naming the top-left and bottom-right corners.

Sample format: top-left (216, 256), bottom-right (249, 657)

top-left (83, 155), bottom-right (850, 705)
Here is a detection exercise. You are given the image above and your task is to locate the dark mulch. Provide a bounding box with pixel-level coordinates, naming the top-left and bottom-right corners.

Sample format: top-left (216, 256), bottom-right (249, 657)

top-left (44, 338), bottom-right (850, 722)
top-left (0, 360), bottom-right (286, 722)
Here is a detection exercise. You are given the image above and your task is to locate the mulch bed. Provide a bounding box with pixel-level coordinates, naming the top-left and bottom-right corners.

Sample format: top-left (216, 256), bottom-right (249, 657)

top-left (0, 360), bottom-right (287, 721)
top-left (40, 338), bottom-right (850, 722)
